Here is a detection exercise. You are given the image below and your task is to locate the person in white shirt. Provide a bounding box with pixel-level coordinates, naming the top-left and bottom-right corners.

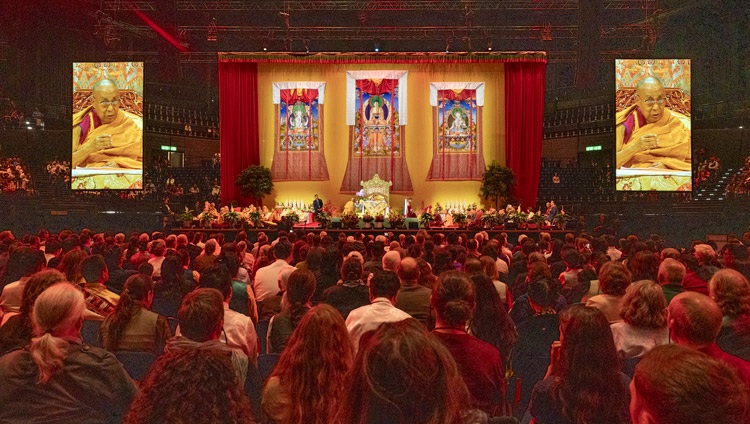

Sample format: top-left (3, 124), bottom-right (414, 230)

top-left (197, 264), bottom-right (258, 364)
top-left (253, 240), bottom-right (294, 302)
top-left (0, 247), bottom-right (47, 314)
top-left (346, 271), bottom-right (411, 354)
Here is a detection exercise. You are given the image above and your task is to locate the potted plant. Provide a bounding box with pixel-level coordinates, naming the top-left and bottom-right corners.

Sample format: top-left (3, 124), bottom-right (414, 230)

top-left (374, 213), bottom-right (385, 229)
top-left (452, 211), bottom-right (468, 228)
top-left (247, 210), bottom-right (263, 228)
top-left (341, 211), bottom-right (360, 229)
top-left (362, 212), bottom-right (374, 229)
top-left (198, 211), bottom-right (215, 228)
top-left (315, 211), bottom-right (332, 229)
top-left (553, 209), bottom-right (572, 230)
top-left (481, 209), bottom-right (502, 229)
top-left (178, 207), bottom-right (196, 228)
top-left (222, 209), bottom-right (242, 228)
top-left (280, 211), bottom-right (300, 231)
top-left (388, 210), bottom-right (405, 229)
top-left (479, 161), bottom-right (516, 209)
top-left (235, 164), bottom-right (274, 205)
top-left (419, 210), bottom-right (434, 229)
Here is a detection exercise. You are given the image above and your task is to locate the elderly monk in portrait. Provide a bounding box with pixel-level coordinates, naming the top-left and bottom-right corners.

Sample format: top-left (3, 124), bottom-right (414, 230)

top-left (72, 78), bottom-right (143, 169)
top-left (615, 76), bottom-right (690, 171)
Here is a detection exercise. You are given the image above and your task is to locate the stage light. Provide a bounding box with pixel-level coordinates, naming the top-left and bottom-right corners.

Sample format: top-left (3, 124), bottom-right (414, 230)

top-left (374, 42), bottom-right (380, 52)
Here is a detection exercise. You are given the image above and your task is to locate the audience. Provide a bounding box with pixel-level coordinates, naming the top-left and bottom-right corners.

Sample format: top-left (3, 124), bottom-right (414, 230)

top-left (2, 226), bottom-right (749, 422)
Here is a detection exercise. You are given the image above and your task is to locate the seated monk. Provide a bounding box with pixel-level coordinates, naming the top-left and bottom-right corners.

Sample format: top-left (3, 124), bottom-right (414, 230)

top-left (72, 78), bottom-right (143, 169)
top-left (616, 76), bottom-right (690, 171)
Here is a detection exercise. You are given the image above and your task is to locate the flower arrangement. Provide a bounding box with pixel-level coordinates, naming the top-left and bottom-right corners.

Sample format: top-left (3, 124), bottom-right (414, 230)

top-left (198, 211), bottom-right (216, 226)
top-left (480, 209), bottom-right (503, 228)
top-left (341, 212), bottom-right (360, 228)
top-left (434, 203), bottom-right (444, 214)
top-left (280, 211), bottom-right (301, 228)
top-left (315, 211), bottom-right (332, 228)
top-left (452, 211), bottom-right (468, 226)
top-left (419, 210), bottom-right (434, 227)
top-left (362, 212), bottom-right (374, 223)
top-left (247, 210), bottom-right (263, 227)
top-left (222, 210), bottom-right (242, 227)
top-left (388, 210), bottom-right (405, 229)
top-left (374, 213), bottom-right (385, 222)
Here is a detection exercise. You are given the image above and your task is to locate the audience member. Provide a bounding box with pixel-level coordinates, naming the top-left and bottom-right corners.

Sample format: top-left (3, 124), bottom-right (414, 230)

top-left (0, 246), bottom-right (46, 314)
top-left (253, 240), bottom-right (294, 303)
top-left (469, 274), bottom-right (518, 369)
top-left (586, 261), bottom-right (631, 323)
top-left (267, 268), bottom-right (315, 353)
top-left (80, 254), bottom-right (120, 317)
top-left (346, 271), bottom-right (411, 353)
top-left (0, 283), bottom-right (137, 423)
top-left (323, 256), bottom-right (369, 319)
top-left (394, 257), bottom-right (432, 327)
top-left (630, 344), bottom-right (750, 424)
top-left (710, 268), bottom-right (750, 361)
top-left (98, 274), bottom-right (171, 354)
top-left (529, 304), bottom-right (630, 424)
top-left (432, 271), bottom-right (507, 416)
top-left (124, 348), bottom-right (255, 424)
top-left (657, 257), bottom-right (685, 304)
top-left (262, 304), bottom-right (352, 423)
top-left (611, 280), bottom-right (669, 359)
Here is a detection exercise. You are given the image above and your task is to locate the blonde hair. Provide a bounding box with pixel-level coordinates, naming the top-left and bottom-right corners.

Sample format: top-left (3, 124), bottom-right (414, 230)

top-left (29, 283), bottom-right (85, 383)
top-left (620, 280), bottom-right (667, 328)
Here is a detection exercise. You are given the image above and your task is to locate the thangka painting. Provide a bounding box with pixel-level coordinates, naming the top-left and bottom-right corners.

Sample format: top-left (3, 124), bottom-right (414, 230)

top-left (340, 71), bottom-right (412, 192)
top-left (271, 82), bottom-right (329, 181)
top-left (427, 82), bottom-right (486, 180)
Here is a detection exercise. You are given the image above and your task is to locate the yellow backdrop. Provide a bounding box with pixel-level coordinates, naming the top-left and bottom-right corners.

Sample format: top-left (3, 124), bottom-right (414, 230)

top-left (257, 62), bottom-right (505, 213)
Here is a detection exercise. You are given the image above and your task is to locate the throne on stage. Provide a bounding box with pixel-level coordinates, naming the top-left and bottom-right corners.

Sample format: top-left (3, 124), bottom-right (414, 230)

top-left (360, 174), bottom-right (391, 216)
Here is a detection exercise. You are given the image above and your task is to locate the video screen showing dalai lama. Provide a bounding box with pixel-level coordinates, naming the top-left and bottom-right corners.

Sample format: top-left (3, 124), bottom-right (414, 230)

top-left (71, 62), bottom-right (144, 190)
top-left (615, 59), bottom-right (691, 191)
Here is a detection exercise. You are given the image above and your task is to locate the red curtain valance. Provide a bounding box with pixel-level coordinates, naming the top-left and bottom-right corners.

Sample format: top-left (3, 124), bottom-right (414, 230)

top-left (218, 51), bottom-right (546, 64)
top-left (356, 78), bottom-right (399, 95)
top-left (279, 88), bottom-right (319, 104)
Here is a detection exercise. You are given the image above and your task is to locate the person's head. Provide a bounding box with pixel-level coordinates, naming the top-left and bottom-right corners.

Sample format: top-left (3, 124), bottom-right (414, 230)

top-left (273, 239), bottom-right (293, 263)
top-left (30, 283), bottom-right (86, 383)
top-left (123, 348), bottom-right (254, 424)
top-left (104, 274), bottom-right (155, 351)
top-left (621, 280), bottom-right (668, 328)
top-left (656, 258), bottom-right (685, 287)
top-left (80, 254), bottom-right (107, 284)
top-left (19, 269), bottom-right (66, 318)
top-left (432, 271), bottom-right (475, 327)
top-left (635, 76), bottom-right (666, 124)
top-left (285, 269), bottom-right (316, 306)
top-left (369, 271), bottom-right (401, 301)
top-left (693, 243), bottom-right (716, 265)
top-left (397, 257), bottom-right (420, 281)
top-left (177, 288), bottom-right (224, 342)
top-left (91, 78), bottom-right (120, 125)
top-left (341, 256), bottom-right (364, 281)
top-left (668, 291), bottom-right (722, 348)
top-left (198, 264), bottom-right (232, 301)
top-left (269, 304), bottom-right (353, 424)
top-left (528, 277), bottom-right (558, 309)
top-left (150, 240), bottom-right (166, 257)
top-left (203, 239), bottom-right (217, 255)
top-left (462, 256), bottom-right (483, 275)
top-left (598, 261), bottom-right (632, 296)
top-left (2, 246), bottom-right (46, 282)
top-left (342, 319), bottom-right (470, 424)
top-left (382, 250), bottom-right (401, 272)
top-left (631, 344), bottom-right (750, 424)
top-left (479, 256), bottom-right (499, 280)
top-left (629, 251), bottom-right (660, 281)
top-left (709, 268), bottom-right (750, 321)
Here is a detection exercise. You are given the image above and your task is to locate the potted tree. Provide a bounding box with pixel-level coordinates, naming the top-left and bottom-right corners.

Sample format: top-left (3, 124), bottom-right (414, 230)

top-left (479, 162), bottom-right (516, 209)
top-left (235, 164), bottom-right (274, 205)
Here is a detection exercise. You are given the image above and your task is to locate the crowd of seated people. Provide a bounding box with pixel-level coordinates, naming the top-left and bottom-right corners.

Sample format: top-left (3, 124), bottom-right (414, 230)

top-left (0, 226), bottom-right (750, 423)
top-left (726, 155), bottom-right (750, 196)
top-left (0, 156), bottom-right (33, 194)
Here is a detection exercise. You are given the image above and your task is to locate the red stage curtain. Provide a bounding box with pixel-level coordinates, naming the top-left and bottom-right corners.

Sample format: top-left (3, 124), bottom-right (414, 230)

top-left (505, 62), bottom-right (546, 209)
top-left (218, 61), bottom-right (260, 205)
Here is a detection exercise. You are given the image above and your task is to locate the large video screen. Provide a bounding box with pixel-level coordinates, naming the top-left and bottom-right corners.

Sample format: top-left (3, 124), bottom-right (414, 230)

top-left (615, 59), bottom-right (691, 191)
top-left (72, 62), bottom-right (144, 190)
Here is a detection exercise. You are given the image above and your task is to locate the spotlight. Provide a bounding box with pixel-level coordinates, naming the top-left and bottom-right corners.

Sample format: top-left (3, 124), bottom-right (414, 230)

top-left (374, 42), bottom-right (380, 52)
